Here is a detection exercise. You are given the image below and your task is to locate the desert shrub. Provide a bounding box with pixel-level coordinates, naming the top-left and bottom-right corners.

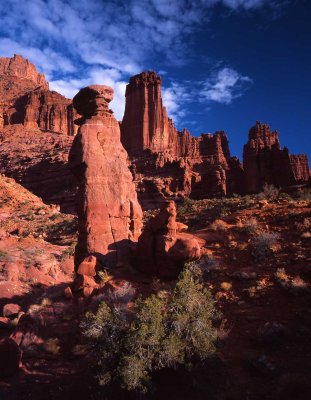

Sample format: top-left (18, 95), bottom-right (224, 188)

top-left (0, 250), bottom-right (9, 261)
top-left (278, 192), bottom-right (293, 202)
top-left (196, 256), bottom-right (219, 276)
top-left (290, 276), bottom-right (309, 293)
top-left (238, 217), bottom-right (259, 234)
top-left (219, 206), bottom-right (230, 218)
top-left (107, 282), bottom-right (136, 304)
top-left (210, 219), bottom-right (228, 231)
top-left (275, 268), bottom-right (289, 284)
top-left (97, 269), bottom-right (113, 284)
top-left (177, 197), bottom-right (197, 217)
top-left (252, 231), bottom-right (280, 261)
top-left (61, 242), bottom-right (76, 260)
top-left (258, 184), bottom-right (280, 201)
top-left (81, 264), bottom-right (218, 393)
top-left (275, 269), bottom-right (309, 293)
top-left (296, 188), bottom-right (311, 201)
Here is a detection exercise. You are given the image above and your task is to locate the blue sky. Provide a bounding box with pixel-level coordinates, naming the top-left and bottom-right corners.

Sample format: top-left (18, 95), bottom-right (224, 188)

top-left (0, 0), bottom-right (310, 160)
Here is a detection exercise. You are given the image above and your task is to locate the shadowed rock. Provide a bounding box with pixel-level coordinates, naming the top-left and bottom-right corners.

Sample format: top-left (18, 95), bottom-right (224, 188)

top-left (135, 200), bottom-right (201, 279)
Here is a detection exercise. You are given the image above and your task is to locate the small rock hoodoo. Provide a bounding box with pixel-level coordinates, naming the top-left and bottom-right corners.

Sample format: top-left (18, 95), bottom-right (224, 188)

top-left (136, 200), bottom-right (201, 279)
top-left (69, 85), bottom-right (143, 271)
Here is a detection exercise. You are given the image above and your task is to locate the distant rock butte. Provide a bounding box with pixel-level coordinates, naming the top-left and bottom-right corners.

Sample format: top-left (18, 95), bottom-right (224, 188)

top-left (0, 54), bottom-right (49, 93)
top-left (0, 54), bottom-right (76, 136)
top-left (0, 57), bottom-right (309, 211)
top-left (69, 85), bottom-right (142, 270)
top-left (243, 121), bottom-right (310, 193)
top-left (120, 71), bottom-right (309, 206)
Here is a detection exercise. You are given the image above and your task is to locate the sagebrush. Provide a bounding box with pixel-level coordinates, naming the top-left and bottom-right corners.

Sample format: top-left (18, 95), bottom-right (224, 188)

top-left (81, 264), bottom-right (219, 393)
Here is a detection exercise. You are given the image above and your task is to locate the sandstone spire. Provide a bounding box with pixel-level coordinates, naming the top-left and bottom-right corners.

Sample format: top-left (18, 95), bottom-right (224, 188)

top-left (69, 85), bottom-right (142, 268)
top-left (121, 71), bottom-right (180, 156)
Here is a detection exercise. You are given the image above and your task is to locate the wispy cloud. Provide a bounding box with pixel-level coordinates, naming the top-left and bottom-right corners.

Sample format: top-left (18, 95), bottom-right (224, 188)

top-left (162, 82), bottom-right (193, 122)
top-left (162, 67), bottom-right (253, 126)
top-left (200, 67), bottom-right (252, 104)
top-left (0, 0), bottom-right (282, 119)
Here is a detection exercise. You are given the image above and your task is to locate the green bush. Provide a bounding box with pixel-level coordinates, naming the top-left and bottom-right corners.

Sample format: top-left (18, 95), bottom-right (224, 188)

top-left (81, 264), bottom-right (218, 393)
top-left (177, 197), bottom-right (197, 217)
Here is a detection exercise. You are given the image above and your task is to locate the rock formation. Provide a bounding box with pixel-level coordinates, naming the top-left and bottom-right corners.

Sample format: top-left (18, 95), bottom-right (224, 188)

top-left (12, 89), bottom-right (76, 135)
top-left (69, 85), bottom-right (142, 269)
top-left (0, 54), bottom-right (49, 98)
top-left (121, 71), bottom-right (245, 208)
top-left (243, 121), bottom-right (310, 193)
top-left (0, 125), bottom-right (76, 212)
top-left (135, 201), bottom-right (201, 279)
top-left (0, 55), bottom-right (78, 211)
top-left (0, 54), bottom-right (76, 136)
top-left (0, 59), bottom-right (309, 213)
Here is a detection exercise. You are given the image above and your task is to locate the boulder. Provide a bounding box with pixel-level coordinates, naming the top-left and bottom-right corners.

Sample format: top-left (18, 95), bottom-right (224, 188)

top-left (3, 303), bottom-right (21, 318)
top-left (136, 201), bottom-right (201, 279)
top-left (76, 255), bottom-right (97, 276)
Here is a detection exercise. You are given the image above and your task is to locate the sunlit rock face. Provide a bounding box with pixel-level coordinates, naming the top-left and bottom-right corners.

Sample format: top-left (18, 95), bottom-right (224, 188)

top-left (69, 85), bottom-right (142, 269)
top-left (0, 54), bottom-right (76, 136)
top-left (243, 121), bottom-right (310, 193)
top-left (120, 71), bottom-right (245, 208)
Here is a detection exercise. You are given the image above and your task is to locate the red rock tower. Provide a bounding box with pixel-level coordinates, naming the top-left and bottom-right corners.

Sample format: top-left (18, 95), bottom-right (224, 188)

top-left (69, 85), bottom-right (142, 268)
top-left (121, 71), bottom-right (179, 156)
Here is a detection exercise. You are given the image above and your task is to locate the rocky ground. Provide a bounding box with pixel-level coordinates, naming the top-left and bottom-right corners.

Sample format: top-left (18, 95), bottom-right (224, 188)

top-left (0, 183), bottom-right (310, 400)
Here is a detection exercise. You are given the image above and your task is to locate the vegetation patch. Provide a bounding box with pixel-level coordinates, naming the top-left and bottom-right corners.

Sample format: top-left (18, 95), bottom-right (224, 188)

top-left (81, 264), bottom-right (219, 393)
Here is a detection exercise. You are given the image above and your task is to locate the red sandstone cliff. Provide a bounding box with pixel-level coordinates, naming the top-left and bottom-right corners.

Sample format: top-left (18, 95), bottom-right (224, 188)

top-left (0, 54), bottom-right (49, 99)
top-left (0, 59), bottom-right (309, 212)
top-left (243, 121), bottom-right (310, 193)
top-left (0, 55), bottom-right (78, 210)
top-left (0, 55), bottom-right (76, 136)
top-left (121, 71), bottom-right (244, 207)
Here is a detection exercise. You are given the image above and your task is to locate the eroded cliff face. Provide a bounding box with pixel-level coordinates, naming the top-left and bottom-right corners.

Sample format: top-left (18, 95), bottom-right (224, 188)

top-left (69, 85), bottom-right (142, 268)
top-left (243, 121), bottom-right (310, 193)
top-left (0, 54), bottom-right (49, 99)
top-left (121, 71), bottom-right (245, 208)
top-left (10, 89), bottom-right (76, 136)
top-left (0, 55), bottom-right (78, 211)
top-left (121, 73), bottom-right (309, 207)
top-left (0, 59), bottom-right (309, 213)
top-left (0, 125), bottom-right (76, 212)
top-left (0, 54), bottom-right (76, 136)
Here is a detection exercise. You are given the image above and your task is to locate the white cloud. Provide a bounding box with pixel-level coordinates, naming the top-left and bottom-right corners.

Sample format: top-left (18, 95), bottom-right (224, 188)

top-left (200, 67), bottom-right (252, 104)
top-left (162, 82), bottom-right (192, 122)
top-left (0, 0), bottom-right (276, 121)
top-left (0, 0), bottom-right (284, 79)
top-left (50, 67), bottom-right (127, 120)
top-left (162, 67), bottom-right (252, 127)
top-left (0, 38), bottom-right (75, 75)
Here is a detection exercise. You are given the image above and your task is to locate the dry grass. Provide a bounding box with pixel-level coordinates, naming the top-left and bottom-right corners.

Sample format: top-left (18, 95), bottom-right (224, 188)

top-left (237, 217), bottom-right (259, 234)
